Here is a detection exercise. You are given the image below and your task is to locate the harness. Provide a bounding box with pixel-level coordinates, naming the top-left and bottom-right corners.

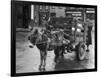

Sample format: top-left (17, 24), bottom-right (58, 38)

top-left (29, 30), bottom-right (69, 46)
top-left (34, 34), bottom-right (49, 45)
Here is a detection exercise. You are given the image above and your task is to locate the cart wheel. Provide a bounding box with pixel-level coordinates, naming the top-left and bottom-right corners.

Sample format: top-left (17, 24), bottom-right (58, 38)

top-left (77, 42), bottom-right (86, 60)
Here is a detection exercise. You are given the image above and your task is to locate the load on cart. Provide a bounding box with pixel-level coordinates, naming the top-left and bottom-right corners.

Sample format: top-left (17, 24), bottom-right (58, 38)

top-left (42, 15), bottom-right (93, 61)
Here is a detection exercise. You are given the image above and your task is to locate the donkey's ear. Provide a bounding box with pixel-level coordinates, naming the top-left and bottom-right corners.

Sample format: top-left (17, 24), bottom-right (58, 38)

top-left (28, 36), bottom-right (30, 40)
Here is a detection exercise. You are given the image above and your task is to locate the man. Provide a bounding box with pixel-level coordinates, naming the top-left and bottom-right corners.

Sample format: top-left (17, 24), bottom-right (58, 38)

top-left (86, 19), bottom-right (93, 52)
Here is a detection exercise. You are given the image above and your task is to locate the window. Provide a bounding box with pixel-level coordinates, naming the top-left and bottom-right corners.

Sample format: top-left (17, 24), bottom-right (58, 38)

top-left (51, 6), bottom-right (55, 9)
top-left (46, 6), bottom-right (49, 9)
top-left (40, 6), bottom-right (42, 9)
top-left (31, 5), bottom-right (34, 20)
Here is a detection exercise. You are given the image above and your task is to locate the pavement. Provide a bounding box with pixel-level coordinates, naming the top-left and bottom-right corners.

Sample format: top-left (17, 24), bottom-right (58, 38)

top-left (16, 29), bottom-right (95, 73)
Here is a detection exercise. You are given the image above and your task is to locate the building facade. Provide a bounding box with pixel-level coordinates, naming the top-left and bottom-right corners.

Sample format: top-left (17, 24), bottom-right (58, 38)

top-left (50, 6), bottom-right (66, 17)
top-left (14, 1), bottom-right (95, 29)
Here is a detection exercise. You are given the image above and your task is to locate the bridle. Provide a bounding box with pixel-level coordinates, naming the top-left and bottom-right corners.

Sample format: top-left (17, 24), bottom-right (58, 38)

top-left (33, 34), bottom-right (49, 45)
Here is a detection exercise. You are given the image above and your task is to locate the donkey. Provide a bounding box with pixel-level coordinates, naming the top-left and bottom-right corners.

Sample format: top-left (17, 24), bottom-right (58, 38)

top-left (28, 29), bottom-right (65, 71)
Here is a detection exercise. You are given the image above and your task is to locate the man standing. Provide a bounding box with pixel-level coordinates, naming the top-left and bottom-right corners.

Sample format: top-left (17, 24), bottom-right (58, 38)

top-left (86, 19), bottom-right (93, 52)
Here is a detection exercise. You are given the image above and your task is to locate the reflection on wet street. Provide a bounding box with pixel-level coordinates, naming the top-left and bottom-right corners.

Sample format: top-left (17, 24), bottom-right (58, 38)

top-left (16, 31), bottom-right (95, 73)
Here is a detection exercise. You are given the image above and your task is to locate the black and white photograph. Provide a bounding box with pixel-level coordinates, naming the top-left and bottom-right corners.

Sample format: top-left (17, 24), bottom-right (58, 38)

top-left (11, 0), bottom-right (97, 76)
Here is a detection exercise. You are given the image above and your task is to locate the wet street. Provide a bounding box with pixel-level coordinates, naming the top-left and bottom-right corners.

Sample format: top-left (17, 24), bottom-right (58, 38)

top-left (16, 29), bottom-right (95, 73)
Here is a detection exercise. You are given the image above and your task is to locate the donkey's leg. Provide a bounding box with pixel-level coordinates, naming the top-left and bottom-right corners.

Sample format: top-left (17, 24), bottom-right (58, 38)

top-left (39, 50), bottom-right (44, 70)
top-left (55, 46), bottom-right (63, 63)
top-left (58, 48), bottom-right (62, 62)
top-left (54, 48), bottom-right (59, 63)
top-left (43, 51), bottom-right (47, 70)
top-left (61, 45), bottom-right (65, 58)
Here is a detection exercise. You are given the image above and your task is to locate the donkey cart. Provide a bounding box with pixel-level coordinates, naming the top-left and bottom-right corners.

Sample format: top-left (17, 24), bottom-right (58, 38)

top-left (48, 17), bottom-right (92, 61)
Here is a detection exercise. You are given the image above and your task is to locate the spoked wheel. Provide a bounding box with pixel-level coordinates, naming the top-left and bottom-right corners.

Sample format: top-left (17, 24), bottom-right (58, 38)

top-left (77, 42), bottom-right (87, 60)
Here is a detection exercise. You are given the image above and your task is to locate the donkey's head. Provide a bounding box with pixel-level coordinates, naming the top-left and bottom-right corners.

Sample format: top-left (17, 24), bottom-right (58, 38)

top-left (29, 29), bottom-right (41, 47)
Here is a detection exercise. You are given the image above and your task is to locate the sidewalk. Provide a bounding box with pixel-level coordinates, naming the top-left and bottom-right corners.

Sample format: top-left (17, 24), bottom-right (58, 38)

top-left (16, 28), bottom-right (31, 32)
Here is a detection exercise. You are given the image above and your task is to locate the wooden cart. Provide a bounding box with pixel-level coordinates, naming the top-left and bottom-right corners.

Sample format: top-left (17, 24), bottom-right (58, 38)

top-left (47, 16), bottom-right (91, 60)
